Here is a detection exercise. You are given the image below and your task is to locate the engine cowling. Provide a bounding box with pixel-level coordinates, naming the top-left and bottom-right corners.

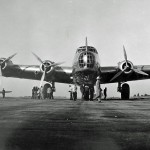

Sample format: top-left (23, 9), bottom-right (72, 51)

top-left (118, 60), bottom-right (134, 74)
top-left (0, 58), bottom-right (7, 69)
top-left (40, 60), bottom-right (53, 73)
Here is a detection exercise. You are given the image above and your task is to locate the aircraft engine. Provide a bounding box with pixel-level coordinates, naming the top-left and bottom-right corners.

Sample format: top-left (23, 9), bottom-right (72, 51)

top-left (0, 58), bottom-right (7, 69)
top-left (118, 60), bottom-right (134, 74)
top-left (40, 60), bottom-right (53, 73)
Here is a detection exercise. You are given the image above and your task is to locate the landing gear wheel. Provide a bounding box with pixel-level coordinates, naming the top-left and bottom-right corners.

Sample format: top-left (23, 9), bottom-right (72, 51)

top-left (43, 83), bottom-right (51, 99)
top-left (121, 83), bottom-right (130, 100)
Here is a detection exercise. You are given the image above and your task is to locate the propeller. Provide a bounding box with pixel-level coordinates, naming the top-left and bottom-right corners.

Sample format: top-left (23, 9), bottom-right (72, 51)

top-left (32, 52), bottom-right (64, 87)
top-left (110, 46), bottom-right (148, 82)
top-left (0, 53), bottom-right (17, 86)
top-left (0, 53), bottom-right (17, 76)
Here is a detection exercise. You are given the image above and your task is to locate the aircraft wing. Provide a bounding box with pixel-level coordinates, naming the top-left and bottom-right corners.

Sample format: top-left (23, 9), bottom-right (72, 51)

top-left (2, 64), bottom-right (73, 84)
top-left (100, 65), bottom-right (150, 83)
top-left (0, 91), bottom-right (12, 93)
top-left (2, 63), bottom-right (150, 85)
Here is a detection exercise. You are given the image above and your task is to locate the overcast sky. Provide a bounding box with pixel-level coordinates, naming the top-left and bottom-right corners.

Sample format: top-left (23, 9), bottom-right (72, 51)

top-left (0, 0), bottom-right (150, 97)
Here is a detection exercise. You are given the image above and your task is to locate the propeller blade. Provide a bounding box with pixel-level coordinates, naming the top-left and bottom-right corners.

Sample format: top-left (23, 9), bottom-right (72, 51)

top-left (123, 45), bottom-right (127, 62)
top-left (32, 52), bottom-right (43, 64)
top-left (3, 53), bottom-right (17, 64)
top-left (110, 70), bottom-right (123, 82)
top-left (123, 45), bottom-right (129, 67)
top-left (50, 61), bottom-right (65, 67)
top-left (40, 71), bottom-right (46, 88)
top-left (133, 69), bottom-right (149, 76)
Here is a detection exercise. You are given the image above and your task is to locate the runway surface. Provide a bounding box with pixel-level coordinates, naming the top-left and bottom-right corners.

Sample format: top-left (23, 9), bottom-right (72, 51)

top-left (0, 97), bottom-right (150, 150)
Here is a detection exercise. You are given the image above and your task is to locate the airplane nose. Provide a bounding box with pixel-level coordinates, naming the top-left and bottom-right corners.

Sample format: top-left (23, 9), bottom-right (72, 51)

top-left (79, 52), bottom-right (95, 68)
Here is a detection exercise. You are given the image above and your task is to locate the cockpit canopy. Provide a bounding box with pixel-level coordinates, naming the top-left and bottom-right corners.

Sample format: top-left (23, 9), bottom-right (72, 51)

top-left (76, 46), bottom-right (98, 54)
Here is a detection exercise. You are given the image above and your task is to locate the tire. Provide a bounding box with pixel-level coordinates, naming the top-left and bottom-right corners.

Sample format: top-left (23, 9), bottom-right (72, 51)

top-left (121, 83), bottom-right (130, 100)
top-left (43, 83), bottom-right (51, 99)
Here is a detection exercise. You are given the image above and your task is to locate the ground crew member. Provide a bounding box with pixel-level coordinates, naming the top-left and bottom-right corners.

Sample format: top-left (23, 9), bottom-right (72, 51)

top-left (72, 84), bottom-right (77, 101)
top-left (47, 87), bottom-right (51, 99)
top-left (69, 85), bottom-right (73, 100)
top-left (32, 87), bottom-right (34, 99)
top-left (104, 87), bottom-right (107, 100)
top-left (2, 88), bottom-right (5, 98)
top-left (51, 87), bottom-right (55, 99)
top-left (39, 86), bottom-right (43, 99)
top-left (34, 86), bottom-right (39, 99)
top-left (50, 87), bottom-right (53, 99)
top-left (95, 76), bottom-right (102, 102)
top-left (89, 86), bottom-right (94, 100)
top-left (84, 85), bottom-right (89, 100)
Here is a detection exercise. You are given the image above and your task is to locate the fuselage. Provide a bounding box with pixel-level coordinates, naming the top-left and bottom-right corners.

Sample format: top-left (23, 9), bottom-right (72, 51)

top-left (72, 46), bottom-right (100, 86)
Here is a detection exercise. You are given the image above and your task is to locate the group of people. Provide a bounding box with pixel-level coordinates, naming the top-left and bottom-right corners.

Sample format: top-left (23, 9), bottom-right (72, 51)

top-left (69, 84), bottom-right (78, 100)
top-left (68, 81), bottom-right (107, 102)
top-left (32, 86), bottom-right (42, 99)
top-left (32, 86), bottom-right (54, 99)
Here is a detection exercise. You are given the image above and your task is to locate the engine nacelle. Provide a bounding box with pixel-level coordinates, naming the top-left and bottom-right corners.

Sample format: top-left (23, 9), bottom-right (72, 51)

top-left (40, 60), bottom-right (53, 73)
top-left (118, 60), bottom-right (134, 74)
top-left (0, 58), bottom-right (7, 69)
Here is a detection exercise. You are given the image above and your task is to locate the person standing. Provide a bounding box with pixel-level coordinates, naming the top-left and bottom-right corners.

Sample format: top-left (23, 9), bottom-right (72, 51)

top-left (2, 88), bottom-right (5, 98)
top-left (32, 87), bottom-right (34, 99)
top-left (95, 76), bottom-right (102, 102)
top-left (104, 87), bottom-right (107, 100)
top-left (51, 87), bottom-right (55, 99)
top-left (47, 87), bottom-right (51, 99)
top-left (39, 86), bottom-right (43, 99)
top-left (49, 87), bottom-right (53, 99)
top-left (69, 85), bottom-right (73, 100)
top-left (89, 86), bottom-right (94, 100)
top-left (72, 84), bottom-right (77, 101)
top-left (84, 85), bottom-right (89, 100)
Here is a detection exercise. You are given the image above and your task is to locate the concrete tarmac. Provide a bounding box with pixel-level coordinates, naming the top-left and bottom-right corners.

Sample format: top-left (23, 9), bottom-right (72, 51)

top-left (0, 97), bottom-right (150, 150)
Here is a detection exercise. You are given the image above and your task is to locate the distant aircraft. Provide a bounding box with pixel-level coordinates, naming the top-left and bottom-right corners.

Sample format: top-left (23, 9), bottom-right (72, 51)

top-left (0, 38), bottom-right (150, 100)
top-left (0, 89), bottom-right (12, 98)
top-left (0, 91), bottom-right (12, 94)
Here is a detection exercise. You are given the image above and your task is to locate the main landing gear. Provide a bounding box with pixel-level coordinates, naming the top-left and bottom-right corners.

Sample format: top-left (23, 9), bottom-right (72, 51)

top-left (118, 82), bottom-right (130, 100)
top-left (43, 82), bottom-right (55, 99)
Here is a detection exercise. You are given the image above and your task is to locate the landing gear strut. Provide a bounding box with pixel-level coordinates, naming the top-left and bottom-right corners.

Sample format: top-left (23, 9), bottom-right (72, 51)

top-left (118, 82), bottom-right (130, 100)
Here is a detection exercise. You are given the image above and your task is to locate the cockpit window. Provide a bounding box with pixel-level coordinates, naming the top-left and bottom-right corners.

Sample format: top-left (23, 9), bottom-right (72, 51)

top-left (76, 46), bottom-right (98, 54)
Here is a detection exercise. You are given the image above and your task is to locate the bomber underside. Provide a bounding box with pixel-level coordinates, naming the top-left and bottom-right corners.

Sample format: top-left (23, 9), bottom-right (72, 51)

top-left (73, 70), bottom-right (97, 86)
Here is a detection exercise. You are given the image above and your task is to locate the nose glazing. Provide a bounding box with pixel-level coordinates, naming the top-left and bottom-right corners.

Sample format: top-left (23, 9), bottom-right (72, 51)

top-left (78, 52), bottom-right (95, 68)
